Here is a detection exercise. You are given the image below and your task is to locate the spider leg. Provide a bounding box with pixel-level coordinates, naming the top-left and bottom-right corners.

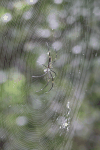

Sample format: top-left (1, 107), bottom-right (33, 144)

top-left (46, 42), bottom-right (52, 67)
top-left (45, 72), bottom-right (54, 93)
top-left (36, 79), bottom-right (50, 92)
top-left (50, 69), bottom-right (57, 77)
top-left (32, 72), bottom-right (47, 78)
top-left (42, 64), bottom-right (47, 68)
top-left (42, 64), bottom-right (56, 77)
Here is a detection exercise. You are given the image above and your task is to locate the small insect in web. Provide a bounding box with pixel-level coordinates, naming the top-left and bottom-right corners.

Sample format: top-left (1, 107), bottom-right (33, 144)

top-left (32, 42), bottom-right (57, 93)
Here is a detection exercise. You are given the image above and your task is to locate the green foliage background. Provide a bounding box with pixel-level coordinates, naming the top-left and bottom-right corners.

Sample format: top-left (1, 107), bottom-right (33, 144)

top-left (0, 0), bottom-right (100, 150)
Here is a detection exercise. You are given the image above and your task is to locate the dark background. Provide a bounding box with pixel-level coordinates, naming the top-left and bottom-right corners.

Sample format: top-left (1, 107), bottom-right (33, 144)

top-left (0, 0), bottom-right (100, 150)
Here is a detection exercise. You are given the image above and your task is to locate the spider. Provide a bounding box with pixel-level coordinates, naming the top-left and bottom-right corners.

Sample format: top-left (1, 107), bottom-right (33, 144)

top-left (32, 42), bottom-right (57, 93)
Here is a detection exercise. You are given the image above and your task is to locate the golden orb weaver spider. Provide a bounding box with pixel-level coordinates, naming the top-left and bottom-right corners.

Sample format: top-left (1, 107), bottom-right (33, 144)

top-left (32, 42), bottom-right (57, 93)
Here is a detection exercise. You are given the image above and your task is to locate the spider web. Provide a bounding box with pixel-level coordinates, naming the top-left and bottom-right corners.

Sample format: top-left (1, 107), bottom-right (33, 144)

top-left (0, 0), bottom-right (100, 150)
